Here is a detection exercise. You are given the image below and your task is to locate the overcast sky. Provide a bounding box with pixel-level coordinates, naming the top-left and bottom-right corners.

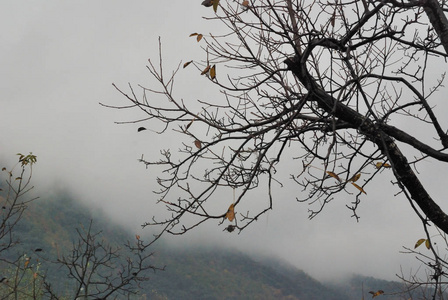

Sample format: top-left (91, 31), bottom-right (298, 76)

top-left (1, 1), bottom-right (443, 282)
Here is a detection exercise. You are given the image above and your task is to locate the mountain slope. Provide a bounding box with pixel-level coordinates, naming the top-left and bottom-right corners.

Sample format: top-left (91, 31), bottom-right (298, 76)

top-left (148, 246), bottom-right (349, 300)
top-left (1, 190), bottom-right (420, 299)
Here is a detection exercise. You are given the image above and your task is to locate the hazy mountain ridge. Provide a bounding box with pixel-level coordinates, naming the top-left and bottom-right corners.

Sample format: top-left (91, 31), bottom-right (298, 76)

top-left (3, 191), bottom-right (421, 299)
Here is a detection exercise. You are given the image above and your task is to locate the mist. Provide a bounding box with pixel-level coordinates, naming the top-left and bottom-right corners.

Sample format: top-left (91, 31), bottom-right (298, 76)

top-left (0, 0), bottom-right (441, 283)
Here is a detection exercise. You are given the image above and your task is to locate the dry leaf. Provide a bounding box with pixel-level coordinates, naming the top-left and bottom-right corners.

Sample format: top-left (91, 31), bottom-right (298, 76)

top-left (414, 238), bottom-right (426, 249)
top-left (201, 65), bottom-right (211, 75)
top-left (189, 33), bottom-right (198, 37)
top-left (242, 0), bottom-right (249, 7)
top-left (194, 140), bottom-right (202, 149)
top-left (213, 0), bottom-right (220, 12)
top-left (197, 34), bottom-right (203, 42)
top-left (225, 225), bottom-right (235, 232)
top-left (326, 171), bottom-right (341, 182)
top-left (369, 290), bottom-right (384, 298)
top-left (425, 239), bottom-right (431, 249)
top-left (226, 203), bottom-right (235, 221)
top-left (201, 0), bottom-right (213, 7)
top-left (185, 119), bottom-right (195, 131)
top-left (137, 127), bottom-right (146, 132)
top-left (351, 182), bottom-right (366, 194)
top-left (210, 65), bottom-right (216, 79)
top-left (349, 173), bottom-right (361, 182)
top-left (183, 61), bottom-right (193, 68)
top-left (375, 162), bottom-right (391, 169)
top-left (330, 11), bottom-right (336, 27)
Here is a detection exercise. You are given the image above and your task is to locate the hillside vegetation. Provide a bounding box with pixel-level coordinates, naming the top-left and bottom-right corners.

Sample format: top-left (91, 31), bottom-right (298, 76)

top-left (1, 191), bottom-right (421, 299)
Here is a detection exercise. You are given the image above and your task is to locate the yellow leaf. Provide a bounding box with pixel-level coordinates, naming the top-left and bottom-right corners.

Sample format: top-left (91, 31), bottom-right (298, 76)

top-left (183, 60), bottom-right (193, 68)
top-left (201, 65), bottom-right (211, 75)
top-left (226, 203), bottom-right (235, 221)
top-left (349, 173), bottom-right (361, 182)
top-left (213, 0), bottom-right (219, 12)
top-left (375, 162), bottom-right (391, 169)
top-left (351, 182), bottom-right (366, 194)
top-left (326, 171), bottom-right (341, 182)
top-left (194, 140), bottom-right (202, 149)
top-left (197, 34), bottom-right (203, 42)
top-left (24, 258), bottom-right (30, 268)
top-left (425, 239), bottom-right (431, 249)
top-left (210, 65), bottom-right (216, 79)
top-left (369, 290), bottom-right (384, 298)
top-left (414, 238), bottom-right (426, 249)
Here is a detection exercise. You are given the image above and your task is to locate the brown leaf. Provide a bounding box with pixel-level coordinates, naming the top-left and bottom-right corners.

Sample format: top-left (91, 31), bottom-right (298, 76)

top-left (226, 203), bottom-right (235, 221)
top-left (24, 258), bottom-right (30, 268)
top-left (326, 171), bottom-right (341, 182)
top-left (425, 239), bottom-right (431, 249)
top-left (189, 33), bottom-right (198, 37)
top-left (210, 65), bottom-right (216, 79)
top-left (185, 119), bottom-right (195, 131)
top-left (351, 182), bottom-right (366, 194)
top-left (183, 60), bottom-right (193, 68)
top-left (213, 0), bottom-right (220, 12)
top-left (349, 173), bottom-right (361, 182)
top-left (201, 0), bottom-right (213, 7)
top-left (197, 34), bottom-right (203, 42)
top-left (201, 65), bottom-right (211, 75)
top-left (194, 140), bottom-right (202, 149)
top-left (242, 0), bottom-right (249, 7)
top-left (330, 11), bottom-right (336, 27)
top-left (375, 162), bottom-right (391, 169)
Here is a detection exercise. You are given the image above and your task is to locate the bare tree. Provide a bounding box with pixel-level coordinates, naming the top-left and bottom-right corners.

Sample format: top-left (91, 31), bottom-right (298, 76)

top-left (0, 154), bottom-right (161, 299)
top-left (107, 0), bottom-right (448, 297)
top-left (44, 221), bottom-right (162, 299)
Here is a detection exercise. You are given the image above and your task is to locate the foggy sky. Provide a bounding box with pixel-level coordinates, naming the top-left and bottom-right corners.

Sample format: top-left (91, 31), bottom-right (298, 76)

top-left (1, 1), bottom-right (442, 282)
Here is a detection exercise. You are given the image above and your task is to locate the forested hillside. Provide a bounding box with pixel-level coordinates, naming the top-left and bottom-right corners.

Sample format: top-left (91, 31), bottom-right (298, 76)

top-left (0, 191), bottom-right (422, 299)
